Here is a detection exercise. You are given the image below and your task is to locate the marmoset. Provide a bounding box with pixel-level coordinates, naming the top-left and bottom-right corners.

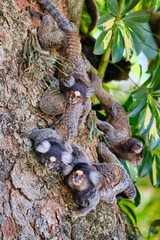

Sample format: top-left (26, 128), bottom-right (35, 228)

top-left (63, 143), bottom-right (136, 219)
top-left (90, 69), bottom-right (143, 164)
top-left (22, 128), bottom-right (72, 169)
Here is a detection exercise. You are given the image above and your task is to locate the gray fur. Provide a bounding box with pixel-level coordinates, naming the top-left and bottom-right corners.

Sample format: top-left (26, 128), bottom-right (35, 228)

top-left (64, 143), bottom-right (136, 219)
top-left (37, 0), bottom-right (73, 32)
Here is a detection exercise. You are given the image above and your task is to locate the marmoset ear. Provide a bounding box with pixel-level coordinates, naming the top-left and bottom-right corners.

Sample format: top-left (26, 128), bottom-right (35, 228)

top-left (35, 140), bottom-right (51, 153)
top-left (89, 171), bottom-right (101, 186)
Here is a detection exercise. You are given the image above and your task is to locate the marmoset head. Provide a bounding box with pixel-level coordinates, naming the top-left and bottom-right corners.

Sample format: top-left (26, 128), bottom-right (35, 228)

top-left (66, 164), bottom-right (101, 192)
top-left (62, 77), bottom-right (94, 104)
top-left (35, 139), bottom-right (72, 169)
top-left (125, 137), bottom-right (143, 164)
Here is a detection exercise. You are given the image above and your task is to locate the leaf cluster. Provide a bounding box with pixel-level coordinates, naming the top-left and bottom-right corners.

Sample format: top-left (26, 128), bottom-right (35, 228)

top-left (94, 0), bottom-right (150, 62)
top-left (126, 55), bottom-right (160, 188)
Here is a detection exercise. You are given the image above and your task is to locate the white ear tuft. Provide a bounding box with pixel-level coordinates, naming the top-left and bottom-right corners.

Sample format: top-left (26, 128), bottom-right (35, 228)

top-left (62, 165), bottom-right (73, 176)
top-left (90, 171), bottom-right (101, 186)
top-left (63, 76), bottom-right (75, 88)
top-left (61, 151), bottom-right (72, 164)
top-left (35, 140), bottom-right (51, 153)
top-left (134, 148), bottom-right (142, 154)
top-left (75, 170), bottom-right (83, 175)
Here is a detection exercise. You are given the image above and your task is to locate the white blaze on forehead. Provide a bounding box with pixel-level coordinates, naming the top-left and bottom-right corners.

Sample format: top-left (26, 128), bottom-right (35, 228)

top-left (73, 170), bottom-right (84, 186)
top-left (50, 156), bottom-right (56, 162)
top-left (75, 170), bottom-right (84, 175)
top-left (74, 91), bottom-right (81, 97)
top-left (35, 140), bottom-right (51, 153)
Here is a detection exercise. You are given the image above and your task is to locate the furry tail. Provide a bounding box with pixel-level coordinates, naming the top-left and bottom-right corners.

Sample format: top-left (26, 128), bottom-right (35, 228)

top-left (37, 0), bottom-right (73, 31)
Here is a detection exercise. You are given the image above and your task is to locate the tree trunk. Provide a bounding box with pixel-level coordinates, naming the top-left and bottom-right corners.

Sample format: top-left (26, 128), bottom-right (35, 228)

top-left (0, 0), bottom-right (133, 239)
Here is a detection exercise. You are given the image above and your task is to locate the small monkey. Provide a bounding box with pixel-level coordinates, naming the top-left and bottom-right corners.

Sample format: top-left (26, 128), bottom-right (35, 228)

top-left (89, 69), bottom-right (143, 164)
top-left (27, 0), bottom-right (90, 83)
top-left (40, 76), bottom-right (94, 142)
top-left (22, 128), bottom-right (72, 169)
top-left (50, 77), bottom-right (93, 144)
top-left (63, 143), bottom-right (136, 219)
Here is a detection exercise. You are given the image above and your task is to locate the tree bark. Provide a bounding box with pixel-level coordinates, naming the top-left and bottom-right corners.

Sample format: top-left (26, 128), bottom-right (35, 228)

top-left (0, 0), bottom-right (133, 239)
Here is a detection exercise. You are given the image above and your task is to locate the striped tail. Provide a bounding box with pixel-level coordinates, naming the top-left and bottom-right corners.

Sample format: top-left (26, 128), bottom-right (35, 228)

top-left (37, 0), bottom-right (73, 31)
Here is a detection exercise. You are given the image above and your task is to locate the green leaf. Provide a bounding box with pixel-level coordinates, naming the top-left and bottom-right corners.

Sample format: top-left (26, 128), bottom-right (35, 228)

top-left (138, 148), bottom-right (153, 177)
top-left (139, 104), bottom-right (154, 134)
top-left (150, 61), bottom-right (160, 90)
top-left (122, 0), bottom-right (140, 15)
top-left (148, 118), bottom-right (160, 150)
top-left (97, 13), bottom-right (115, 31)
top-left (134, 186), bottom-right (141, 207)
top-left (125, 22), bottom-right (146, 42)
top-left (119, 159), bottom-right (131, 177)
top-left (107, 0), bottom-right (119, 16)
top-left (128, 99), bottom-right (146, 117)
top-left (119, 201), bottom-right (137, 225)
top-left (94, 30), bottom-right (112, 55)
top-left (129, 30), bottom-right (141, 55)
top-left (122, 204), bottom-right (137, 224)
top-left (123, 27), bottom-right (133, 61)
top-left (150, 155), bottom-right (160, 187)
top-left (111, 28), bottom-right (124, 63)
top-left (124, 10), bottom-right (150, 23)
top-left (131, 86), bottom-right (148, 100)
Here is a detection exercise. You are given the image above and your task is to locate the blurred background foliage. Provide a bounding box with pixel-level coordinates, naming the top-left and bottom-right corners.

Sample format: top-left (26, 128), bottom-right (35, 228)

top-left (81, 0), bottom-right (160, 239)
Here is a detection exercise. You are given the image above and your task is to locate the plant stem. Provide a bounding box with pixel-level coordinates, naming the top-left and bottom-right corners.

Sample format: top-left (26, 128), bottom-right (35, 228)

top-left (97, 0), bottom-right (125, 79)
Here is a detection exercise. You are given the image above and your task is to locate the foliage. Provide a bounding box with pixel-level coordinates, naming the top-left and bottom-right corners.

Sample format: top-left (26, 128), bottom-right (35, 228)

top-left (94, 0), bottom-right (150, 62)
top-left (126, 54), bottom-right (160, 187)
top-left (81, 0), bottom-right (160, 238)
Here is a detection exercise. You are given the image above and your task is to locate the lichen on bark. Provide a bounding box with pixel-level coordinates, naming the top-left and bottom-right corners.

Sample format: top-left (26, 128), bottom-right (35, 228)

top-left (0, 0), bottom-right (136, 239)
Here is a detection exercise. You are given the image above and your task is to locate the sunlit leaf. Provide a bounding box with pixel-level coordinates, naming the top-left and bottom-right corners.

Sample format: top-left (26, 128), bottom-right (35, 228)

top-left (148, 118), bottom-right (160, 150)
top-left (131, 86), bottom-right (148, 100)
top-left (128, 99), bottom-right (146, 117)
top-left (122, 0), bottom-right (140, 15)
top-left (149, 101), bottom-right (160, 125)
top-left (124, 10), bottom-right (150, 23)
top-left (138, 148), bottom-right (153, 177)
top-left (139, 104), bottom-right (154, 134)
top-left (150, 155), bottom-right (160, 187)
top-left (107, 0), bottom-right (119, 16)
top-left (119, 200), bottom-right (137, 225)
top-left (97, 13), bottom-right (115, 31)
top-left (103, 30), bottom-right (112, 50)
top-left (95, 0), bottom-right (107, 11)
top-left (123, 204), bottom-right (137, 224)
top-left (125, 22), bottom-right (146, 42)
top-left (111, 28), bottom-right (124, 63)
top-left (94, 30), bottom-right (112, 55)
top-left (123, 28), bottom-right (133, 61)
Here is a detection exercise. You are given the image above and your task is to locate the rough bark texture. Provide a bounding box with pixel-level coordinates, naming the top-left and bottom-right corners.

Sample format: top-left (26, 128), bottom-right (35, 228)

top-left (0, 0), bottom-right (131, 239)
